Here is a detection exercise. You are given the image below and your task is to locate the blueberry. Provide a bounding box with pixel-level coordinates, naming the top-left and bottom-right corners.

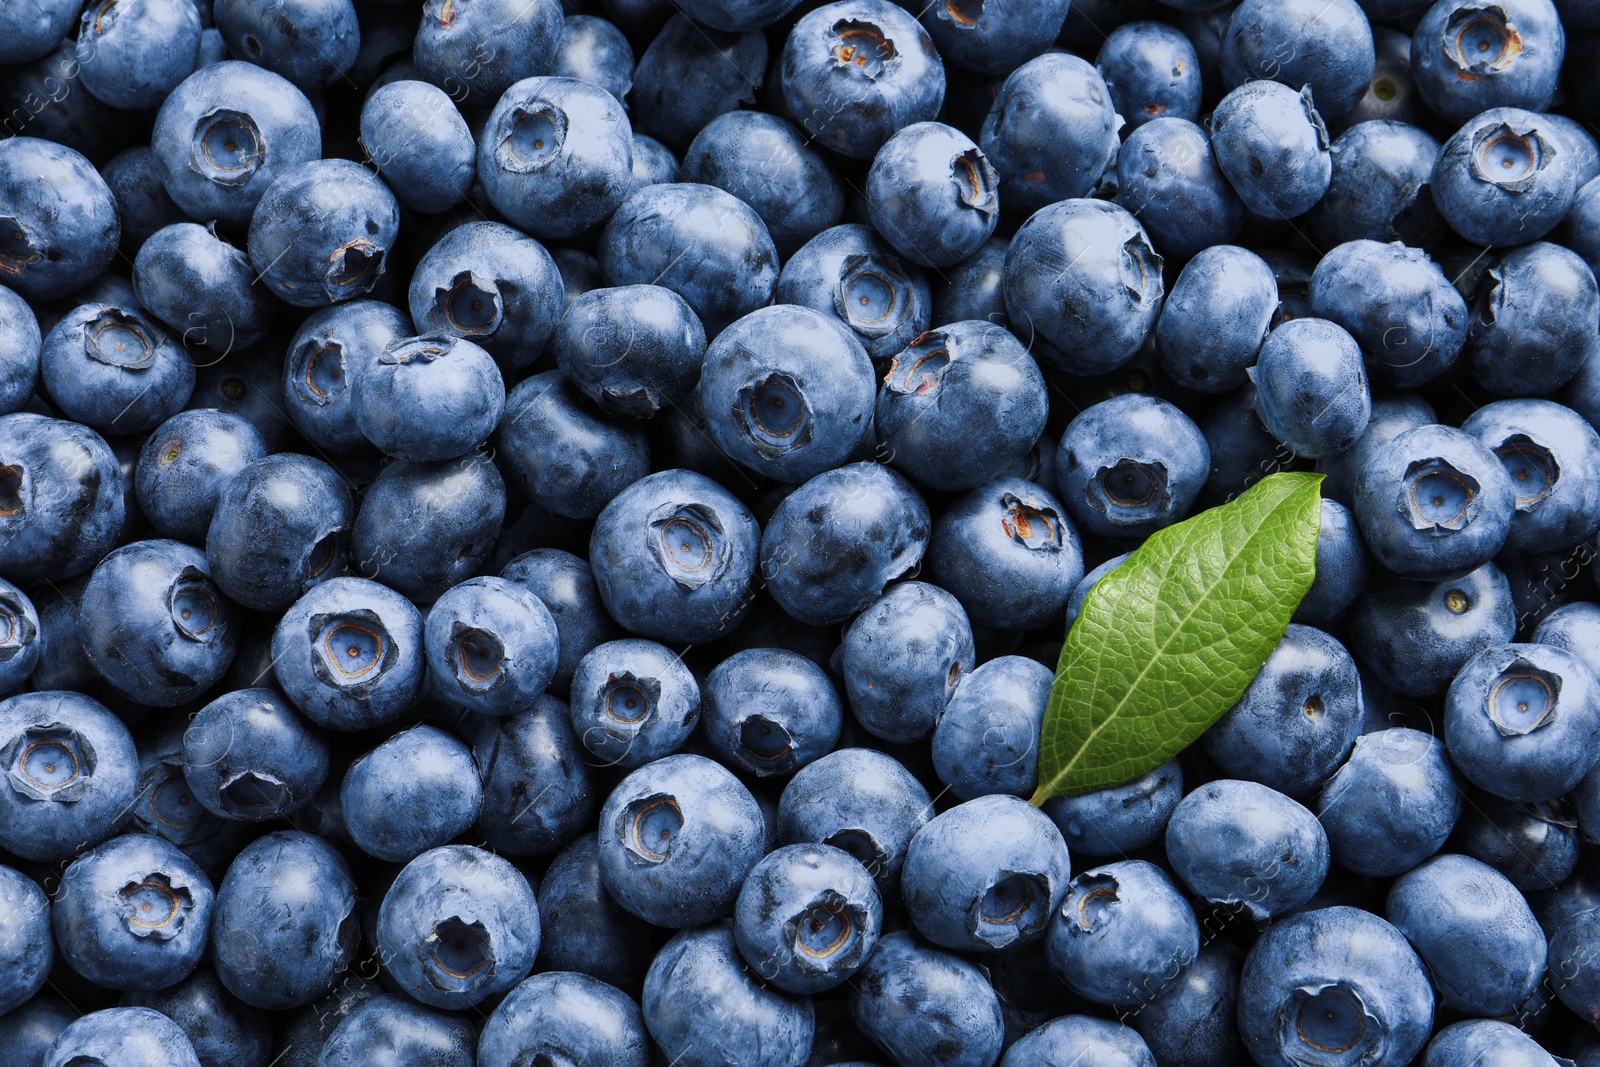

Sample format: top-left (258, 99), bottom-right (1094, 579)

top-left (0, 865), bottom-right (50, 1014)
top-left (1419, 1020), bottom-right (1564, 1067)
top-left (412, 0), bottom-right (563, 110)
top-left (1317, 391), bottom-right (1437, 508)
top-left (182, 688), bottom-right (328, 822)
top-left (500, 547), bottom-right (618, 695)
top-left (1210, 81), bottom-right (1332, 219)
top-left (1549, 904), bottom-right (1600, 1024)
top-left (701, 647), bottom-right (842, 778)
top-left (1464, 242), bottom-right (1599, 397)
top-left (358, 80), bottom-right (475, 214)
top-left (554, 14), bottom-right (635, 103)
top-left (0, 284), bottom-right (40, 417)
top-left (0, 416), bottom-right (125, 586)
top-left (213, 0), bottom-right (357, 90)
top-left (0, 0), bottom-right (79, 64)
top-left (1004, 198), bottom-right (1164, 375)
top-left (1221, 0), bottom-right (1375, 119)
top-left (1155, 245), bottom-right (1277, 394)
top-left (1055, 394), bottom-right (1210, 541)
top-left (599, 752), bottom-right (764, 927)
top-left (0, 579), bottom-right (43, 695)
top-left (759, 461), bottom-right (930, 626)
top-left (134, 223), bottom-right (273, 356)
top-left (1132, 943), bottom-right (1243, 1067)
top-left (553, 285), bottom-right (705, 419)
top-left (342, 724), bottom-right (482, 862)
top-left (848, 931), bottom-right (1002, 1067)
top-left (1097, 21), bottom-right (1202, 130)
top-left (350, 451), bottom-right (505, 601)
top-left (1047, 858), bottom-right (1199, 1007)
top-left (1433, 108), bottom-right (1578, 248)
top-left (1317, 727), bottom-right (1462, 877)
top-left (1535, 601), bottom-right (1600, 680)
top-left (151, 62), bottom-right (320, 228)
top-left (314, 994), bottom-right (475, 1067)
top-left (40, 303), bottom-right (195, 435)
top-left (979, 54), bottom-right (1118, 216)
top-left (467, 693), bottom-right (595, 856)
top-left (1296, 499), bottom-right (1371, 625)
top-left (1042, 758), bottom-right (1183, 858)
top-left (1236, 907), bottom-right (1433, 1067)
top-left (1249, 318), bottom-right (1371, 460)
top-left (629, 132), bottom-right (680, 190)
top-left (352, 334), bottom-right (504, 462)
top-left (188, 343), bottom-right (295, 451)
top-left (1309, 120), bottom-right (1443, 247)
top-left (210, 831), bottom-right (357, 1009)
top-left (425, 576), bottom-right (558, 716)
top-left (866, 122), bottom-right (999, 269)
top-left (479, 972), bottom-right (650, 1067)
top-left (1117, 117), bottom-right (1250, 261)
top-left (1002, 1015), bottom-right (1158, 1067)
top-left (77, 0), bottom-right (201, 111)
top-left (644, 922), bottom-right (815, 1067)
top-left (0, 691), bottom-right (138, 861)
top-left (206, 454), bottom-right (353, 612)
top-left (138, 409), bottom-right (267, 549)
top-left (1166, 779), bottom-right (1330, 920)
top-left (535, 833), bottom-right (653, 989)
top-left (777, 747), bottom-right (932, 896)
top-left (733, 843), bottom-right (881, 993)
top-left (930, 655), bottom-right (1053, 799)
top-left (407, 221), bottom-right (563, 373)
top-left (1455, 791), bottom-right (1579, 891)
top-left (780, 0), bottom-right (945, 160)
top-left (774, 223), bottom-right (932, 361)
top-left (121, 965), bottom-right (271, 1067)
top-left (934, 237), bottom-right (1009, 330)
top-left (0, 138), bottom-right (120, 302)
top-left (270, 577), bottom-right (424, 731)
top-left (1353, 565), bottom-right (1519, 698)
top-left (631, 15), bottom-right (767, 152)
top-left (498, 371), bottom-right (650, 521)
top-left (247, 159), bottom-right (400, 308)
top-left (841, 581), bottom-right (974, 744)
top-left (1, 999), bottom-right (76, 1067)
top-left (569, 638), bottom-right (700, 768)
top-left (41, 1007), bottom-right (202, 1067)
top-left (1412, 0), bottom-right (1565, 124)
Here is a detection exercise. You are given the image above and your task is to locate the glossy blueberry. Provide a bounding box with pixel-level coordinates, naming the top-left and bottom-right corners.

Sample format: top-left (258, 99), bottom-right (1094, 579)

top-left (1003, 1015), bottom-right (1156, 1067)
top-left (359, 80), bottom-right (474, 214)
top-left (778, 747), bottom-right (931, 895)
top-left (1295, 499), bottom-right (1371, 625)
top-left (933, 237), bottom-right (1008, 330)
top-left (181, 688), bottom-right (327, 823)
top-left (412, 0), bottom-right (562, 110)
top-left (425, 576), bottom-right (558, 716)
top-left (1, 999), bottom-right (77, 1067)
top-left (497, 371), bottom-right (650, 521)
top-left (213, 0), bottom-right (356, 89)
top-left (0, 691), bottom-right (137, 861)
top-left (925, 0), bottom-right (1072, 74)
top-left (599, 753), bottom-right (763, 927)
top-left (734, 843), bottom-right (881, 993)
top-left (1155, 245), bottom-right (1276, 394)
top-left (40, 303), bottom-right (193, 436)
top-left (1350, 563), bottom-right (1517, 698)
top-left (1004, 199), bottom-right (1163, 375)
top-left (134, 716), bottom-right (239, 875)
top-left (0, 139), bottom-right (119, 302)
top-left (0, 0), bottom-right (78, 65)
top-left (1167, 779), bottom-right (1330, 920)
top-left (42, 1008), bottom-right (201, 1067)
top-left (1317, 728), bottom-right (1461, 876)
top-left (408, 222), bottom-right (562, 374)
top-left (1310, 120), bottom-right (1443, 247)
top-left (866, 122), bottom-right (998, 269)
top-left (1536, 601), bottom-right (1600, 681)
top-left (1131, 943), bottom-right (1241, 1067)
top-left (1249, 318), bottom-right (1371, 460)
top-left (536, 833), bottom-right (652, 988)
top-left (1117, 118), bottom-right (1249, 262)
top-left (1237, 907), bottom-right (1432, 1067)
top-left (701, 648), bottom-right (841, 778)
top-left (630, 15), bottom-right (767, 152)
top-left (1420, 1020), bottom-right (1562, 1067)
top-left (121, 965), bottom-right (270, 1067)
top-left (1412, 0), bottom-right (1564, 124)
top-left (269, 975), bottom-right (382, 1067)
top-left (1042, 759), bottom-right (1182, 860)
top-left (0, 866), bottom-right (50, 1014)
top-left (1465, 242), bottom-right (1599, 397)
top-left (1463, 399), bottom-right (1600, 561)
top-left (849, 931), bottom-right (1001, 1067)
top-left (351, 335), bottom-right (504, 462)
top-left (1210, 82), bottom-right (1332, 219)
top-left (464, 693), bottom-right (594, 857)
top-left (315, 995), bottom-right (475, 1067)
top-left (480, 972), bottom-right (648, 1067)
top-left (1433, 109), bottom-right (1578, 247)
top-left (500, 548), bottom-right (616, 695)
top-left (554, 14), bottom-right (635, 103)
top-left (1097, 21), bottom-right (1201, 129)
top-left (553, 285), bottom-right (704, 419)
top-left (342, 724), bottom-right (482, 863)
top-left (1563, 174), bottom-right (1600, 281)
top-left (151, 63), bottom-right (320, 228)
top-left (775, 223), bottom-right (931, 361)
top-left (978, 54), bottom-right (1117, 215)
top-left (629, 133), bottom-right (679, 191)
top-left (841, 582), bottom-right (974, 744)
top-left (1222, 0), bottom-right (1375, 119)
top-left (76, 0), bottom-right (200, 111)
top-left (1046, 859), bottom-right (1198, 1006)
top-left (1055, 394), bottom-right (1210, 541)
top-left (1318, 392), bottom-right (1438, 508)
top-left (247, 160), bottom-right (399, 309)
top-left (351, 452), bottom-right (505, 602)
top-left (206, 454), bottom-right (353, 612)
top-left (930, 656), bottom-right (1052, 799)
top-left (133, 224), bottom-right (271, 356)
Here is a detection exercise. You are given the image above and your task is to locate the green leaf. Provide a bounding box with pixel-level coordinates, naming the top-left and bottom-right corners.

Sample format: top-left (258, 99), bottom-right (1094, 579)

top-left (1032, 471), bottom-right (1323, 803)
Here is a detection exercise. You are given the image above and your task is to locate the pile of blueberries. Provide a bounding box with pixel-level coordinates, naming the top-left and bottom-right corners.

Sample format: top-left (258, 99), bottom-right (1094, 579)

top-left (8, 0), bottom-right (1600, 1063)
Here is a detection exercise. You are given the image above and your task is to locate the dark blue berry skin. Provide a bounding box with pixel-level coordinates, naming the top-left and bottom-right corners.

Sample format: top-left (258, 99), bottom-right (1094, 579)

top-left (1202, 624), bottom-right (1364, 798)
top-left (1317, 392), bottom-right (1437, 508)
top-left (260, 974), bottom-right (382, 1067)
top-left (1308, 240), bottom-right (1466, 389)
top-left (0, 414), bottom-right (125, 585)
top-left (1056, 394), bottom-right (1210, 541)
top-left (1098, 21), bottom-right (1202, 130)
top-left (480, 972), bottom-right (649, 1067)
top-left (681, 112), bottom-right (844, 258)
top-left (927, 478), bottom-right (1084, 632)
top-left (206, 454), bottom-right (352, 613)
top-left (0, 138), bottom-right (119, 302)
top-left (850, 932), bottom-right (1001, 1067)
top-left (1389, 853), bottom-right (1545, 1017)
top-left (536, 832), bottom-right (653, 988)
top-left (867, 122), bottom-right (999, 269)
top-left (151, 62), bottom-right (320, 228)
top-left (352, 335), bottom-right (504, 462)
top-left (1421, 1020), bottom-right (1561, 1067)
top-left (1457, 791), bottom-right (1579, 892)
top-left (352, 453), bottom-right (505, 602)
top-left (1237, 908), bottom-right (1433, 1067)
top-left (905, 795), bottom-right (1071, 953)
top-left (1432, 109), bottom-right (1578, 248)
top-left (1339, 29), bottom-right (1431, 131)
top-left (1221, 0), bottom-right (1375, 120)
top-left (53, 832), bottom-right (213, 992)
top-left (599, 753), bottom-right (764, 928)
top-left (40, 304), bottom-right (194, 436)
top-left (0, 865), bottom-right (50, 1014)
top-left (934, 237), bottom-right (1008, 329)
top-left (501, 548), bottom-right (616, 695)
top-left (1353, 424), bottom-right (1515, 581)
top-left (601, 183), bottom-right (779, 335)
top-left (1411, 0), bottom-right (1565, 124)
top-left (0, 285), bottom-right (39, 417)
top-left (775, 223), bottom-right (931, 361)
top-left (0, 0), bottom-right (78, 64)
top-left (553, 285), bottom-right (705, 419)
top-left (425, 576), bottom-right (558, 716)
top-left (1116, 117), bottom-right (1249, 262)
top-left (466, 693), bottom-right (594, 857)
top-left (0, 692), bottom-right (138, 861)
top-left (76, 0), bottom-right (200, 110)
top-left (841, 581), bottom-right (974, 744)
top-left (133, 223), bottom-right (272, 355)
top-left (1548, 111), bottom-right (1600, 185)
top-left (645, 922), bottom-right (814, 1067)
top-left (359, 81), bottom-right (474, 214)
top-left (701, 647), bottom-right (842, 778)
top-left (42, 1008), bottom-right (202, 1067)
top-left (1043, 759), bottom-right (1181, 859)
top-left (182, 688), bottom-right (327, 822)
top-left (570, 638), bottom-right (699, 769)
top-left (270, 577), bottom-right (424, 732)
top-left (498, 371), bottom-right (649, 521)
top-left (1537, 601), bottom-right (1600, 681)
top-left (1296, 498), bottom-right (1370, 625)
top-left (1132, 943), bottom-right (1242, 1067)
top-left (247, 159), bottom-right (400, 309)
top-left (189, 343), bottom-right (295, 452)
top-left (342, 724), bottom-right (482, 862)
top-left (1004, 1015), bottom-right (1156, 1067)
top-left (630, 133), bottom-right (679, 191)
top-left (1167, 779), bottom-right (1330, 920)
top-left (1194, 385), bottom-right (1285, 511)
top-left (1046, 859), bottom-right (1198, 1007)
top-left (1156, 245), bottom-right (1277, 394)
top-left (919, 0), bottom-right (1069, 75)
top-left (314, 995), bottom-right (475, 1067)
top-left (1462, 399), bottom-right (1600, 558)
top-left (1004, 199), bottom-right (1164, 376)
top-left (1310, 120), bottom-right (1443, 248)
top-left (213, 0), bottom-right (357, 90)
top-left (555, 14), bottom-right (635, 103)
top-left (283, 300), bottom-right (409, 456)
top-left (1210, 82), bottom-right (1332, 220)
top-left (0, 578), bottom-right (39, 694)
top-left (1348, 563), bottom-right (1517, 697)
top-left (1564, 174), bottom-right (1600, 280)
top-left (671, 0), bottom-right (801, 30)
top-left (79, 540), bottom-right (236, 708)
top-left (1317, 728), bottom-right (1461, 877)
top-left (734, 843), bottom-right (881, 993)
top-left (412, 0), bottom-right (562, 110)
top-left (1250, 318), bottom-right (1371, 460)
top-left (479, 77), bottom-right (633, 241)
top-left (876, 322), bottom-right (1047, 492)
top-left (979, 53), bottom-right (1120, 212)
top-left (1465, 242), bottom-right (1599, 396)
top-left (589, 469), bottom-right (760, 643)
top-left (777, 747), bottom-right (931, 896)
top-left (0, 998), bottom-right (75, 1067)
top-left (632, 15), bottom-right (766, 152)
top-left (780, 0), bottom-right (945, 160)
